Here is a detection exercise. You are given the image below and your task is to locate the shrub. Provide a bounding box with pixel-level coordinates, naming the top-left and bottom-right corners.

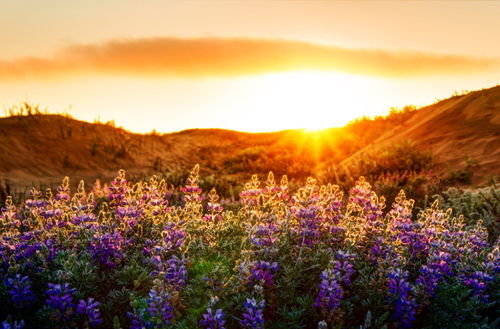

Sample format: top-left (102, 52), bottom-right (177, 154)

top-left (431, 185), bottom-right (500, 240)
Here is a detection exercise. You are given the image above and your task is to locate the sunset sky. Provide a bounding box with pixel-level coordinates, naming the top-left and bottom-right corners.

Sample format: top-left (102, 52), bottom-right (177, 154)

top-left (1, 1), bottom-right (499, 133)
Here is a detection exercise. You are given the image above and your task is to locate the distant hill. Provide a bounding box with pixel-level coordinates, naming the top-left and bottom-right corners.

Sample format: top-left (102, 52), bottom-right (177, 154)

top-left (0, 85), bottom-right (499, 198)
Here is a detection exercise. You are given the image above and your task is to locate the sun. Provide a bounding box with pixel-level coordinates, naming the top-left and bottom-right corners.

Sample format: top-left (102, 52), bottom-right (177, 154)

top-left (236, 70), bottom-right (377, 132)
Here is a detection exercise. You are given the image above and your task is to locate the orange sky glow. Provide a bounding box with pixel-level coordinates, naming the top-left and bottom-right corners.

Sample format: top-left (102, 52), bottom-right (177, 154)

top-left (0, 1), bottom-right (499, 133)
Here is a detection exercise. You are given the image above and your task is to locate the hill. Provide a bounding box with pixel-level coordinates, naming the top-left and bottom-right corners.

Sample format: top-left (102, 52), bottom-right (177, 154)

top-left (0, 115), bottom-right (287, 192)
top-left (341, 85), bottom-right (500, 184)
top-left (0, 85), bottom-right (499, 199)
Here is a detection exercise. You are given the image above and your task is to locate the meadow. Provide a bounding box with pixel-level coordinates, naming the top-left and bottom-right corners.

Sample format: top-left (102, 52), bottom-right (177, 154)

top-left (0, 165), bottom-right (498, 329)
top-left (2, 1), bottom-right (500, 328)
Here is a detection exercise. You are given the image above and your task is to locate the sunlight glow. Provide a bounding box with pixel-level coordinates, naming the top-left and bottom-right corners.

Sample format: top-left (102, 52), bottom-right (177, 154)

top-left (1, 71), bottom-right (498, 134)
top-left (239, 71), bottom-right (378, 131)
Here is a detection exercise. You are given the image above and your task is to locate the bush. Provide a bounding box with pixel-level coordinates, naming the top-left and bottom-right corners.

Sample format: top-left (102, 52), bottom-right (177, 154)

top-left (431, 185), bottom-right (500, 240)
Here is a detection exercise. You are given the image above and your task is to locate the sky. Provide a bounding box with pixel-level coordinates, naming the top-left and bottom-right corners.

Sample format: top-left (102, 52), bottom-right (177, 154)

top-left (0, 0), bottom-right (499, 133)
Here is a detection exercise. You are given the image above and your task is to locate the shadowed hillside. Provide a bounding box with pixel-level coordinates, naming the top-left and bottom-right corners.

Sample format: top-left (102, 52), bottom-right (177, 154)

top-left (0, 85), bottom-right (499, 198)
top-left (0, 115), bottom-right (289, 192)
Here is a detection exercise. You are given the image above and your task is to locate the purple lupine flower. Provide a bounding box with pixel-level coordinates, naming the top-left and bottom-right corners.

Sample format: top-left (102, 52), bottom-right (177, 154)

top-left (337, 261), bottom-right (355, 286)
top-left (387, 191), bottom-right (413, 227)
top-left (206, 201), bottom-right (223, 214)
top-left (106, 170), bottom-right (128, 204)
top-left (387, 269), bottom-right (417, 329)
top-left (334, 251), bottom-right (356, 285)
top-left (314, 251), bottom-right (355, 323)
top-left (146, 289), bottom-right (175, 326)
top-left (416, 251), bottom-right (452, 297)
top-left (294, 205), bottom-right (323, 247)
top-left (248, 261), bottom-right (279, 288)
top-left (25, 197), bottom-right (45, 209)
top-left (348, 178), bottom-right (385, 222)
top-left (163, 255), bottom-right (188, 290)
top-left (54, 178), bottom-right (71, 202)
top-left (182, 185), bottom-right (202, 196)
top-left (40, 208), bottom-right (64, 220)
top-left (324, 223), bottom-right (346, 246)
top-left (115, 203), bottom-right (143, 221)
top-left (161, 223), bottom-right (187, 252)
top-left (202, 188), bottom-right (223, 222)
top-left (324, 187), bottom-right (343, 224)
top-left (126, 311), bottom-right (147, 329)
top-left (405, 231), bottom-right (429, 261)
top-left (250, 221), bottom-right (281, 250)
top-left (239, 188), bottom-right (262, 207)
top-left (0, 320), bottom-right (25, 329)
top-left (260, 171), bottom-right (290, 206)
top-left (239, 175), bottom-right (263, 209)
top-left (70, 213), bottom-right (96, 225)
top-left (370, 237), bottom-right (389, 265)
top-left (0, 197), bottom-right (19, 227)
top-left (314, 269), bottom-right (343, 321)
top-left (12, 241), bottom-right (42, 262)
top-left (88, 231), bottom-right (124, 269)
top-left (182, 165), bottom-right (203, 204)
top-left (386, 192), bottom-right (429, 268)
top-left (42, 238), bottom-right (61, 262)
top-left (76, 298), bottom-right (103, 327)
top-left (143, 239), bottom-right (156, 257)
top-left (241, 298), bottom-right (265, 329)
top-left (485, 245), bottom-right (500, 275)
top-left (46, 283), bottom-right (76, 322)
top-left (200, 308), bottom-right (226, 329)
top-left (128, 288), bottom-right (174, 328)
top-left (4, 275), bottom-right (34, 307)
top-left (462, 270), bottom-right (494, 303)
top-left (466, 232), bottom-right (490, 255)
top-left (142, 185), bottom-right (171, 216)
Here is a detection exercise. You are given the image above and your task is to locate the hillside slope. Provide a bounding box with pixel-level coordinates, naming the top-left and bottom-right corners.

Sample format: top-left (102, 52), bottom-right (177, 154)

top-left (342, 85), bottom-right (500, 183)
top-left (0, 85), bottom-right (499, 195)
top-left (0, 115), bottom-right (290, 191)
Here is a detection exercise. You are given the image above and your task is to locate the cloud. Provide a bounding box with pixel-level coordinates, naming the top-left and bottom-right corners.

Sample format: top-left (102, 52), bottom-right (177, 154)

top-left (0, 37), bottom-right (497, 80)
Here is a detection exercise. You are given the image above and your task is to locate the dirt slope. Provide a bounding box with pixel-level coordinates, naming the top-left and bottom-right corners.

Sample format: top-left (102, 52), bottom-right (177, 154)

top-left (0, 114), bottom-right (291, 192)
top-left (342, 85), bottom-right (500, 183)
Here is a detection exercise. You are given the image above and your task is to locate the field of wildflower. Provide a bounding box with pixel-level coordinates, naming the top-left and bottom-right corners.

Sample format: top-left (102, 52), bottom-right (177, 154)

top-left (0, 165), bottom-right (498, 329)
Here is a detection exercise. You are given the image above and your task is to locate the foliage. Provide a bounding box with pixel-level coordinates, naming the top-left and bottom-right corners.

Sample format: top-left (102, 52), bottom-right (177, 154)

top-left (421, 278), bottom-right (499, 329)
top-left (321, 141), bottom-right (439, 208)
top-left (0, 167), bottom-right (498, 328)
top-left (431, 185), bottom-right (500, 240)
top-left (444, 159), bottom-right (480, 186)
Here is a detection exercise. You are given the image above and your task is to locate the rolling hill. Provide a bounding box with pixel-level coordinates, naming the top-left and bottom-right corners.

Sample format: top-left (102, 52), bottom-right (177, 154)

top-left (0, 85), bottom-right (499, 198)
top-left (341, 85), bottom-right (500, 183)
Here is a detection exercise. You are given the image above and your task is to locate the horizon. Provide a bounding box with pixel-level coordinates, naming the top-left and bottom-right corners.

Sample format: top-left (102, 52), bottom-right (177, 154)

top-left (1, 84), bottom-right (497, 135)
